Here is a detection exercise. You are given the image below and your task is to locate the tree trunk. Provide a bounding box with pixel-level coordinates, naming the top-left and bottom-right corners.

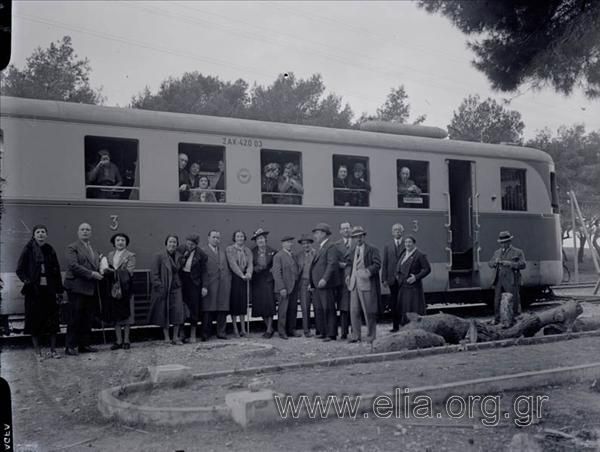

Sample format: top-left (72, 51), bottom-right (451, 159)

top-left (578, 233), bottom-right (586, 263)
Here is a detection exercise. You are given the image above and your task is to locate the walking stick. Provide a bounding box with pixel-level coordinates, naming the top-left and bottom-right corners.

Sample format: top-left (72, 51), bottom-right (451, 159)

top-left (246, 279), bottom-right (251, 335)
top-left (96, 281), bottom-right (107, 345)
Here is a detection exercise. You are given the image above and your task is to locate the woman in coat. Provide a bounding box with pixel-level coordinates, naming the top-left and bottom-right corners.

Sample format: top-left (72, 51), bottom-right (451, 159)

top-left (395, 235), bottom-right (431, 326)
top-left (16, 224), bottom-right (64, 359)
top-left (226, 230), bottom-right (253, 337)
top-left (250, 228), bottom-right (277, 338)
top-left (102, 233), bottom-right (136, 350)
top-left (148, 234), bottom-right (185, 345)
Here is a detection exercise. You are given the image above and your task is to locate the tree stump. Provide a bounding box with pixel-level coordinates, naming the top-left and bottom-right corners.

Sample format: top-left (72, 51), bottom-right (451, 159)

top-left (500, 292), bottom-right (515, 327)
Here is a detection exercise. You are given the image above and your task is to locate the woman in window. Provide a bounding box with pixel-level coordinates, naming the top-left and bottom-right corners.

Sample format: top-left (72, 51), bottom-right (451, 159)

top-left (226, 231), bottom-right (253, 337)
top-left (349, 162), bottom-right (371, 206)
top-left (16, 225), bottom-right (64, 360)
top-left (250, 229), bottom-right (277, 338)
top-left (278, 162), bottom-right (303, 205)
top-left (148, 235), bottom-right (185, 345)
top-left (87, 149), bottom-right (123, 199)
top-left (334, 165), bottom-right (352, 206)
top-left (197, 175), bottom-right (217, 203)
top-left (102, 233), bottom-right (136, 350)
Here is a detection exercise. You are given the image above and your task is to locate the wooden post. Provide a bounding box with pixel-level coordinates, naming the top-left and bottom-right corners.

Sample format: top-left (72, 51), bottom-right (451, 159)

top-left (570, 192), bottom-right (579, 283)
top-left (571, 191), bottom-right (600, 273)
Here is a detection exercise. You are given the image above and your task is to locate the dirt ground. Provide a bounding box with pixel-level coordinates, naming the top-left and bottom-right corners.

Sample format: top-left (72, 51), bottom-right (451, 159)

top-left (3, 323), bottom-right (600, 452)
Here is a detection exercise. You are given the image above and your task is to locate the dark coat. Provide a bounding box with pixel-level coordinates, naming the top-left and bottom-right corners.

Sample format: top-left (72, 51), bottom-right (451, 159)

top-left (148, 250), bottom-right (184, 327)
top-left (345, 242), bottom-right (382, 314)
top-left (251, 246), bottom-right (277, 317)
top-left (333, 238), bottom-right (352, 311)
top-left (16, 240), bottom-right (63, 296)
top-left (201, 245), bottom-right (231, 312)
top-left (63, 240), bottom-right (101, 296)
top-left (395, 249), bottom-right (431, 316)
top-left (310, 238), bottom-right (341, 289)
top-left (382, 240), bottom-right (404, 286)
top-left (488, 245), bottom-right (526, 289)
top-left (178, 246), bottom-right (208, 287)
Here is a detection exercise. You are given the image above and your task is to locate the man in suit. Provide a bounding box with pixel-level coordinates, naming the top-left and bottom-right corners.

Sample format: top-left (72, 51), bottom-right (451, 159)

top-left (272, 236), bottom-right (300, 339)
top-left (63, 223), bottom-right (104, 355)
top-left (345, 226), bottom-right (381, 343)
top-left (178, 153), bottom-right (190, 201)
top-left (180, 234), bottom-right (208, 342)
top-left (488, 230), bottom-right (527, 323)
top-left (333, 222), bottom-right (352, 339)
top-left (295, 234), bottom-right (316, 337)
top-left (310, 223), bottom-right (341, 341)
top-left (201, 230), bottom-right (232, 339)
top-left (382, 223), bottom-right (404, 331)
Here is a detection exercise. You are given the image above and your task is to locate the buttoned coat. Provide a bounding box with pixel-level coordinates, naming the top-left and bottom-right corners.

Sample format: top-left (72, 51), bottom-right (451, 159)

top-left (201, 245), bottom-right (232, 312)
top-left (178, 246), bottom-right (208, 288)
top-left (382, 240), bottom-right (404, 286)
top-left (63, 240), bottom-right (101, 296)
top-left (309, 239), bottom-right (341, 289)
top-left (344, 242), bottom-right (382, 314)
top-left (488, 245), bottom-right (526, 290)
top-left (272, 250), bottom-right (299, 294)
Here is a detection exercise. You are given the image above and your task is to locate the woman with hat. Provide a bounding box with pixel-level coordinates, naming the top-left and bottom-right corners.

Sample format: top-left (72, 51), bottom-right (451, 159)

top-left (16, 225), bottom-right (64, 359)
top-left (226, 230), bottom-right (253, 337)
top-left (86, 149), bottom-right (123, 199)
top-left (101, 233), bottom-right (136, 350)
top-left (488, 231), bottom-right (526, 323)
top-left (349, 162), bottom-right (371, 207)
top-left (295, 234), bottom-right (316, 336)
top-left (250, 228), bottom-right (277, 337)
top-left (395, 235), bottom-right (431, 326)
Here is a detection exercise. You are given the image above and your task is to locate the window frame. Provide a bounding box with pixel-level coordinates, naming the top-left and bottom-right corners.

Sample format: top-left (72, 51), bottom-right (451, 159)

top-left (500, 167), bottom-right (528, 212)
top-left (177, 142), bottom-right (227, 204)
top-left (396, 158), bottom-right (431, 209)
top-left (260, 148), bottom-right (304, 206)
top-left (331, 154), bottom-right (371, 207)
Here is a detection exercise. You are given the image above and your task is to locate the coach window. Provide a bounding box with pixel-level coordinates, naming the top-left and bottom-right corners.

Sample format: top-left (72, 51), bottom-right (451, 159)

top-left (332, 155), bottom-right (370, 207)
top-left (397, 160), bottom-right (429, 208)
top-left (85, 136), bottom-right (139, 200)
top-left (261, 149), bottom-right (303, 205)
top-left (178, 143), bottom-right (226, 203)
top-left (501, 168), bottom-right (527, 211)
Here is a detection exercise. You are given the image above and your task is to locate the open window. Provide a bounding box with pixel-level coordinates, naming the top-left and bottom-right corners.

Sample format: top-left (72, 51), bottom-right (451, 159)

top-left (85, 136), bottom-right (139, 200)
top-left (332, 155), bottom-right (370, 207)
top-left (261, 149), bottom-right (303, 205)
top-left (178, 143), bottom-right (226, 203)
top-left (550, 171), bottom-right (559, 213)
top-left (501, 168), bottom-right (527, 211)
top-left (397, 160), bottom-right (429, 208)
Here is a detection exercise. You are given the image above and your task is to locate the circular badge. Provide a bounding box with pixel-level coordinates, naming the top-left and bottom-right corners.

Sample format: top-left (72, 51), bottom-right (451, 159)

top-left (237, 168), bottom-right (251, 184)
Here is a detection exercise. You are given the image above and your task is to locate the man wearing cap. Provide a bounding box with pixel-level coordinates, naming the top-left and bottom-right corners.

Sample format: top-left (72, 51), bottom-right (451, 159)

top-left (334, 222), bottom-right (353, 339)
top-left (488, 231), bottom-right (527, 323)
top-left (345, 226), bottom-right (381, 343)
top-left (295, 234), bottom-right (316, 336)
top-left (310, 223), bottom-right (341, 341)
top-left (179, 234), bottom-right (208, 342)
top-left (272, 236), bottom-right (300, 339)
top-left (383, 223), bottom-right (405, 332)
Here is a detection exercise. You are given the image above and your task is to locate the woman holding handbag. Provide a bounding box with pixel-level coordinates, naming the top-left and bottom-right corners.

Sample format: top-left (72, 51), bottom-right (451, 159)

top-left (102, 233), bottom-right (136, 350)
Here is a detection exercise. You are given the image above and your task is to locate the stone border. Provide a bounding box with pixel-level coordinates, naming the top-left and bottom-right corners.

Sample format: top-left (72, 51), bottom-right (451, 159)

top-left (192, 340), bottom-right (275, 357)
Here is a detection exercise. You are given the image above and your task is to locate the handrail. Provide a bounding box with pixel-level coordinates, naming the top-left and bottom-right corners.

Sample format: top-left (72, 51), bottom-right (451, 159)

top-left (86, 185), bottom-right (138, 191)
top-left (443, 192), bottom-right (451, 228)
top-left (445, 246), bottom-right (453, 269)
top-left (474, 192), bottom-right (481, 268)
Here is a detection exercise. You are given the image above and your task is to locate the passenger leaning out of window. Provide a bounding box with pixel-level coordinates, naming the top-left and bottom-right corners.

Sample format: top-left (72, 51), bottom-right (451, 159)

top-left (87, 149), bottom-right (123, 199)
top-left (334, 165), bottom-right (352, 206)
top-left (262, 162), bottom-right (280, 203)
top-left (197, 175), bottom-right (217, 203)
top-left (278, 162), bottom-right (303, 204)
top-left (349, 163), bottom-right (371, 206)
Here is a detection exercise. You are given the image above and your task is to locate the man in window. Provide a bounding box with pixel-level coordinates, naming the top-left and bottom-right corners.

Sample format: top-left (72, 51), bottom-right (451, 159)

top-left (334, 165), bottom-right (352, 206)
top-left (349, 162), bottom-right (371, 207)
top-left (262, 162), bottom-right (280, 203)
top-left (178, 153), bottom-right (190, 201)
top-left (87, 149), bottom-right (123, 199)
top-left (397, 166), bottom-right (422, 196)
top-left (278, 162), bottom-right (303, 205)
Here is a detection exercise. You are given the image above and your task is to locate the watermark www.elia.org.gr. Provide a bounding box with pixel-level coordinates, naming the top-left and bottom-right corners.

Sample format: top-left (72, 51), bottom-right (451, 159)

top-left (273, 388), bottom-right (549, 427)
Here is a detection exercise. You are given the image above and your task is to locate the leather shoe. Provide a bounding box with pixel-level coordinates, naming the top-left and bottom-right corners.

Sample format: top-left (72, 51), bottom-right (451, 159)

top-left (348, 338), bottom-right (360, 343)
top-left (389, 328), bottom-right (399, 333)
top-left (279, 333), bottom-right (289, 340)
top-left (340, 334), bottom-right (347, 340)
top-left (216, 335), bottom-right (228, 340)
top-left (200, 336), bottom-right (208, 342)
top-left (322, 337), bottom-right (332, 342)
top-left (65, 347), bottom-right (79, 356)
top-left (78, 346), bottom-right (98, 353)
top-left (110, 343), bottom-right (123, 351)
top-left (123, 343), bottom-right (131, 350)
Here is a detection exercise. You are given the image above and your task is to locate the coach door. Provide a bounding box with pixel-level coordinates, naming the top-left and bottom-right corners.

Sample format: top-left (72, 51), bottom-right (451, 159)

top-left (445, 159), bottom-right (481, 289)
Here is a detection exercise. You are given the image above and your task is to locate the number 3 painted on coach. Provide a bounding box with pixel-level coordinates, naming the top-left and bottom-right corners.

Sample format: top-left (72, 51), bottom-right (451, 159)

top-left (412, 219), bottom-right (419, 232)
top-left (110, 215), bottom-right (119, 231)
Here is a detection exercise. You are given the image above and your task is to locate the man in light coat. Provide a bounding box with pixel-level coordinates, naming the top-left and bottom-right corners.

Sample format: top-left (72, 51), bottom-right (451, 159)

top-left (272, 236), bottom-right (300, 339)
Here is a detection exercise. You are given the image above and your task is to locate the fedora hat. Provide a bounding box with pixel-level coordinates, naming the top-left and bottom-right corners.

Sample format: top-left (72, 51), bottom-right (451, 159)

top-left (281, 235), bottom-right (295, 242)
top-left (298, 233), bottom-right (314, 244)
top-left (497, 231), bottom-right (513, 243)
top-left (350, 226), bottom-right (367, 237)
top-left (312, 222), bottom-right (332, 235)
top-left (251, 228), bottom-right (270, 241)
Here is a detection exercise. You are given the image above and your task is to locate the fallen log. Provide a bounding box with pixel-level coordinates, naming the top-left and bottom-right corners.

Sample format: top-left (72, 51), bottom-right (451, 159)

top-left (403, 313), bottom-right (470, 344)
top-left (372, 329), bottom-right (445, 353)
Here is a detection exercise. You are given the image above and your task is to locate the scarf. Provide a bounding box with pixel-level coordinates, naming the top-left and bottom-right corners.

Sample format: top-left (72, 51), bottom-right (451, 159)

top-left (30, 239), bottom-right (45, 265)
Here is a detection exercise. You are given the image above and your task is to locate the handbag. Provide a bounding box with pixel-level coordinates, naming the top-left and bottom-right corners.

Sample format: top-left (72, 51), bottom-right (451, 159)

top-left (111, 270), bottom-right (122, 300)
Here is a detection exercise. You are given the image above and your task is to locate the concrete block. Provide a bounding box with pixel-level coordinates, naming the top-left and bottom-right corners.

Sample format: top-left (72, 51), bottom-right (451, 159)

top-left (225, 390), bottom-right (280, 428)
top-left (147, 364), bottom-right (192, 384)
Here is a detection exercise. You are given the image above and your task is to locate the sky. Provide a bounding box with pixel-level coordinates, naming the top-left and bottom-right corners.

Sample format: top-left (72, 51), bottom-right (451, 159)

top-left (7, 1), bottom-right (600, 139)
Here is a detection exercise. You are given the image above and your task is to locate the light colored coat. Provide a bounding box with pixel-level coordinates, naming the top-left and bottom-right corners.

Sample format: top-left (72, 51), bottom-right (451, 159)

top-left (272, 249), bottom-right (299, 294)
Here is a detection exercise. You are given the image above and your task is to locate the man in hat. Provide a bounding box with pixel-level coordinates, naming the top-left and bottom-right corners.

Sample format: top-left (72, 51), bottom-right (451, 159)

top-left (272, 236), bottom-right (300, 339)
top-left (295, 234), bottom-right (316, 336)
top-left (179, 234), bottom-right (208, 342)
top-left (383, 223), bottom-right (405, 332)
top-left (488, 231), bottom-right (527, 323)
top-left (333, 222), bottom-right (353, 339)
top-left (310, 223), bottom-right (341, 341)
top-left (349, 162), bottom-right (371, 206)
top-left (345, 226), bottom-right (381, 343)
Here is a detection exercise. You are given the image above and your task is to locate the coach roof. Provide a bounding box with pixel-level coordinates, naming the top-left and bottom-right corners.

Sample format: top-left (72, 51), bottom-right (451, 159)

top-left (0, 96), bottom-right (553, 165)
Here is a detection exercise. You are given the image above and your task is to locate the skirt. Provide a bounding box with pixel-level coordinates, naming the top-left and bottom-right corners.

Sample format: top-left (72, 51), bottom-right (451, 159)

top-left (181, 272), bottom-right (201, 322)
top-left (24, 286), bottom-right (60, 336)
top-left (99, 278), bottom-right (134, 324)
top-left (229, 274), bottom-right (249, 316)
top-left (251, 275), bottom-right (276, 317)
top-left (397, 285), bottom-right (426, 324)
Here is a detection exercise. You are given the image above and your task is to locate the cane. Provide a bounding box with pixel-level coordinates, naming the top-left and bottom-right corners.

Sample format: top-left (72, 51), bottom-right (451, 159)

top-left (96, 281), bottom-right (107, 345)
top-left (246, 279), bottom-right (251, 335)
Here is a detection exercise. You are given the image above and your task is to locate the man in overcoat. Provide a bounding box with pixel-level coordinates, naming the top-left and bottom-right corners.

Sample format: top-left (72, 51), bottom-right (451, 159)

top-left (333, 222), bottom-right (352, 339)
top-left (180, 234), bottom-right (208, 342)
top-left (345, 226), bottom-right (381, 343)
top-left (488, 230), bottom-right (527, 323)
top-left (310, 223), bottom-right (341, 341)
top-left (382, 223), bottom-right (404, 331)
top-left (272, 236), bottom-right (300, 339)
top-left (201, 230), bottom-right (231, 339)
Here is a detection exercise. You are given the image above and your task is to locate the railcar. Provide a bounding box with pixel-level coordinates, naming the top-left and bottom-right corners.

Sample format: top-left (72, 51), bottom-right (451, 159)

top-left (0, 97), bottom-right (562, 321)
